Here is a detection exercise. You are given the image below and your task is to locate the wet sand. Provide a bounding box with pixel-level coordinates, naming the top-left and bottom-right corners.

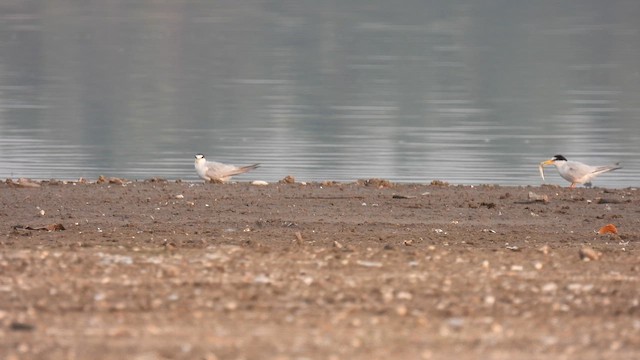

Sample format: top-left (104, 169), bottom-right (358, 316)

top-left (1, 178), bottom-right (639, 359)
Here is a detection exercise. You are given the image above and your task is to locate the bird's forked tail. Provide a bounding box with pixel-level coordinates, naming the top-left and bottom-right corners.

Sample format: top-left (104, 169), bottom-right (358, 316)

top-left (593, 162), bottom-right (622, 175)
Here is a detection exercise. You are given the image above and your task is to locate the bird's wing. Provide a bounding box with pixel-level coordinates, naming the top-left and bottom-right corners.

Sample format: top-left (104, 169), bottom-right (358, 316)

top-left (563, 161), bottom-right (594, 181)
top-left (570, 161), bottom-right (620, 183)
top-left (219, 164), bottom-right (259, 177)
top-left (204, 161), bottom-right (240, 179)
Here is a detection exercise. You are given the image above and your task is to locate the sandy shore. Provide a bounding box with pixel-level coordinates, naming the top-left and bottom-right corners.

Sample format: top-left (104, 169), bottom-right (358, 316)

top-left (1, 178), bottom-right (639, 359)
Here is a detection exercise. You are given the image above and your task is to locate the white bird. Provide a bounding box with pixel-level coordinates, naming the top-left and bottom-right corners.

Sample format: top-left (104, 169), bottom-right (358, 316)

top-left (194, 154), bottom-right (259, 183)
top-left (539, 154), bottom-right (621, 188)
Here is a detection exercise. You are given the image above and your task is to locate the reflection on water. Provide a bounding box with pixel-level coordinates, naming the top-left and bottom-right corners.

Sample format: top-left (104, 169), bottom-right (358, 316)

top-left (0, 1), bottom-right (639, 187)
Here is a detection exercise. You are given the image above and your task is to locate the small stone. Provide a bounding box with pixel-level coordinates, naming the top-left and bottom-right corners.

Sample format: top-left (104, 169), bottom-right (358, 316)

top-left (541, 282), bottom-right (558, 293)
top-left (10, 322), bottom-right (35, 332)
top-left (279, 175), bottom-right (296, 184)
top-left (528, 191), bottom-right (549, 203)
top-left (567, 283), bottom-right (593, 293)
top-left (175, 194), bottom-right (184, 199)
top-left (484, 295), bottom-right (496, 306)
top-left (446, 317), bottom-right (464, 329)
top-left (356, 260), bottom-right (383, 268)
top-left (395, 305), bottom-right (408, 316)
top-left (253, 274), bottom-right (271, 284)
top-left (579, 247), bottom-right (602, 261)
top-left (430, 180), bottom-right (449, 186)
top-left (360, 178), bottom-right (393, 188)
top-left (251, 180), bottom-right (269, 186)
top-left (16, 178), bottom-right (41, 188)
top-left (538, 245), bottom-right (551, 255)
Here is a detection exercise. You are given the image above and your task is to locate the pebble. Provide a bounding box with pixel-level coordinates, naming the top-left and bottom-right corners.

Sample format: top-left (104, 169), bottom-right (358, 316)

top-left (541, 282), bottom-right (558, 293)
top-left (567, 283), bottom-right (594, 293)
top-left (579, 247), bottom-right (602, 261)
top-left (97, 253), bottom-right (133, 265)
top-left (396, 305), bottom-right (408, 316)
top-left (253, 274), bottom-right (271, 284)
top-left (279, 175), bottom-right (296, 184)
top-left (356, 260), bottom-right (383, 268)
top-left (538, 245), bottom-right (551, 255)
top-left (484, 295), bottom-right (496, 306)
top-left (446, 317), bottom-right (465, 329)
top-left (510, 265), bottom-right (523, 271)
top-left (251, 180), bottom-right (269, 186)
top-left (528, 191), bottom-right (549, 203)
top-left (14, 178), bottom-right (41, 188)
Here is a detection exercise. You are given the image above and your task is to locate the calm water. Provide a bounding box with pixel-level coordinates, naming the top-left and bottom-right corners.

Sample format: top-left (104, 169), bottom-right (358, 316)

top-left (1, 1), bottom-right (639, 187)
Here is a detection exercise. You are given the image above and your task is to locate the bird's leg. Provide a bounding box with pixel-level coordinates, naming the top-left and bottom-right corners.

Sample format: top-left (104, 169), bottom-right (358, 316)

top-left (569, 183), bottom-right (577, 189)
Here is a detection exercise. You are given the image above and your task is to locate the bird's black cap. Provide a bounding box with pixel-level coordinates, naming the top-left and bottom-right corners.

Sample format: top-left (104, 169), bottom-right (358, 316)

top-left (552, 155), bottom-right (567, 161)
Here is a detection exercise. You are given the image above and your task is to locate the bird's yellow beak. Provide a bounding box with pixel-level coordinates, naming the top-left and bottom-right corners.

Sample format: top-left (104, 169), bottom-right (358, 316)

top-left (540, 159), bottom-right (555, 166)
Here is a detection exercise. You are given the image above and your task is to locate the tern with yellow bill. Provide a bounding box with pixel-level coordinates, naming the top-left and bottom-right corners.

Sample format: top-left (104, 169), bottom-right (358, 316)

top-left (539, 155), bottom-right (621, 188)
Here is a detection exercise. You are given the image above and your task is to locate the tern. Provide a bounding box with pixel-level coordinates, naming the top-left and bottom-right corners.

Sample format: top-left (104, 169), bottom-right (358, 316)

top-left (539, 154), bottom-right (621, 188)
top-left (194, 154), bottom-right (259, 183)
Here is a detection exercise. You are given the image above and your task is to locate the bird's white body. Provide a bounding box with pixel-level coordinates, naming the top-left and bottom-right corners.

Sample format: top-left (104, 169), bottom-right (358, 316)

top-left (540, 155), bottom-right (621, 188)
top-left (194, 154), bottom-right (259, 183)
